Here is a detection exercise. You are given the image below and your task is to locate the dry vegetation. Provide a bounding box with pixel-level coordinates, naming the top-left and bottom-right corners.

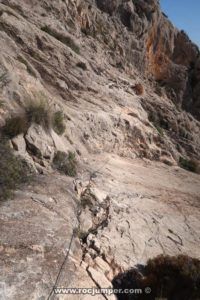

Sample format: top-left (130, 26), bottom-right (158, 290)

top-left (53, 151), bottom-right (77, 177)
top-left (132, 83), bottom-right (144, 95)
top-left (0, 140), bottom-right (32, 201)
top-left (52, 111), bottom-right (66, 135)
top-left (112, 254), bottom-right (200, 300)
top-left (179, 157), bottom-right (199, 173)
top-left (1, 101), bottom-right (65, 138)
top-left (25, 101), bottom-right (52, 130)
top-left (2, 114), bottom-right (29, 138)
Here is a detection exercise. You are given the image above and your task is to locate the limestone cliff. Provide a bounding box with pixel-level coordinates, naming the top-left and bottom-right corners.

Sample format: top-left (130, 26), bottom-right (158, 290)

top-left (0, 1), bottom-right (200, 299)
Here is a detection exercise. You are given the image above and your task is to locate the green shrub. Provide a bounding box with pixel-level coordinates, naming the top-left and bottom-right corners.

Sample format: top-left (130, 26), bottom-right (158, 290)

top-left (52, 111), bottom-right (66, 135)
top-left (0, 141), bottom-right (32, 201)
top-left (2, 114), bottom-right (29, 138)
top-left (1, 101), bottom-right (67, 138)
top-left (112, 254), bottom-right (200, 300)
top-left (25, 101), bottom-right (51, 130)
top-left (179, 157), bottom-right (198, 173)
top-left (155, 124), bottom-right (164, 137)
top-left (0, 100), bottom-right (5, 108)
top-left (53, 151), bottom-right (77, 177)
top-left (1, 100), bottom-right (51, 138)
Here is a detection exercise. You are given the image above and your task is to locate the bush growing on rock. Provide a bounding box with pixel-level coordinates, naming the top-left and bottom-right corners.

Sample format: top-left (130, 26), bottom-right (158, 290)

top-left (145, 255), bottom-right (200, 300)
top-left (1, 101), bottom-right (66, 138)
top-left (154, 124), bottom-right (164, 136)
top-left (0, 140), bottom-right (32, 201)
top-left (53, 151), bottom-right (77, 177)
top-left (112, 254), bottom-right (200, 300)
top-left (2, 114), bottom-right (29, 138)
top-left (0, 100), bottom-right (5, 108)
top-left (25, 101), bottom-right (52, 130)
top-left (179, 157), bottom-right (199, 173)
top-left (52, 111), bottom-right (66, 135)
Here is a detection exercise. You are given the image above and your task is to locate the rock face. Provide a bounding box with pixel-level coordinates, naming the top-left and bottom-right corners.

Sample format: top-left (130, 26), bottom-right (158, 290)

top-left (0, 0), bottom-right (200, 299)
top-left (25, 124), bottom-right (55, 159)
top-left (0, 175), bottom-right (81, 299)
top-left (0, 0), bottom-right (200, 165)
top-left (83, 154), bottom-right (200, 270)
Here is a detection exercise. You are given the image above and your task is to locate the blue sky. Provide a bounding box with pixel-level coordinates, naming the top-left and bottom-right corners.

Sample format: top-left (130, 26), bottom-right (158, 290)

top-left (160, 0), bottom-right (200, 47)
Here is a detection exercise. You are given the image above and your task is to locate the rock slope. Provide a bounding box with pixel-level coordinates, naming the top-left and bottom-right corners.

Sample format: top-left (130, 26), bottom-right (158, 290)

top-left (0, 0), bottom-right (200, 299)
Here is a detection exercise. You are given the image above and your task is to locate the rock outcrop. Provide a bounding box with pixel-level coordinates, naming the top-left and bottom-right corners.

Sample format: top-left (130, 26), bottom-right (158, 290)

top-left (0, 0), bottom-right (200, 299)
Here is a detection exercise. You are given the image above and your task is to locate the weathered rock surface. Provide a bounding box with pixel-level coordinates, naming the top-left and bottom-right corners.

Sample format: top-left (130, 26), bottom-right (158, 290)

top-left (25, 124), bottom-right (55, 159)
top-left (0, 175), bottom-right (81, 299)
top-left (81, 154), bottom-right (200, 272)
top-left (0, 0), bottom-right (199, 165)
top-left (0, 0), bottom-right (200, 299)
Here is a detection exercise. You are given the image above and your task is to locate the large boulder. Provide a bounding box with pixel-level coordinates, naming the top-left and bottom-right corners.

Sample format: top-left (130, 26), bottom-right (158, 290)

top-left (25, 124), bottom-right (55, 160)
